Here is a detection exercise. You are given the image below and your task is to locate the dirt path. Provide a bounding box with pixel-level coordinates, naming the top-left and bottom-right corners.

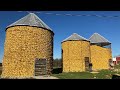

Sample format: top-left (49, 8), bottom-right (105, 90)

top-left (33, 75), bottom-right (59, 79)
top-left (0, 75), bottom-right (59, 79)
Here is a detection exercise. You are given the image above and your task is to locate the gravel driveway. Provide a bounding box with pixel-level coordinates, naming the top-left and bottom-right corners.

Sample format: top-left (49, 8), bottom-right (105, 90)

top-left (33, 75), bottom-right (59, 79)
top-left (0, 75), bottom-right (59, 79)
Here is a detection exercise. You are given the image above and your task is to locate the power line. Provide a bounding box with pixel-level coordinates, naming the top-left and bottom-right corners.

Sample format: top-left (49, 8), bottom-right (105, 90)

top-left (17, 11), bottom-right (120, 18)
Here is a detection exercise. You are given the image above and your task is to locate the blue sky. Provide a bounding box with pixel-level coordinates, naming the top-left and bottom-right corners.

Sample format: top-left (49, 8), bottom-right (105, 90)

top-left (0, 11), bottom-right (120, 62)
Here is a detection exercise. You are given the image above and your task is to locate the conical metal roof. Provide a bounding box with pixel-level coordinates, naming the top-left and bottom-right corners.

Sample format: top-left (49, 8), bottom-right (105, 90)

top-left (62, 33), bottom-right (89, 42)
top-left (6, 13), bottom-right (52, 31)
top-left (89, 33), bottom-right (111, 44)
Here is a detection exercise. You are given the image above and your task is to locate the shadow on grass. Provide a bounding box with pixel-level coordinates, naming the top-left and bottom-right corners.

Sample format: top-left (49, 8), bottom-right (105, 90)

top-left (112, 74), bottom-right (120, 79)
top-left (52, 68), bottom-right (62, 74)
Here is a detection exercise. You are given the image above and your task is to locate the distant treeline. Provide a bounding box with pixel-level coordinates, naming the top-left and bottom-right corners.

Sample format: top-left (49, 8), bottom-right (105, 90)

top-left (53, 58), bottom-right (62, 68)
top-left (0, 63), bottom-right (2, 66)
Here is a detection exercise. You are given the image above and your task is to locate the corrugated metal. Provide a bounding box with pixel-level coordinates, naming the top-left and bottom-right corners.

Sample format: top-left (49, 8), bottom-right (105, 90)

top-left (6, 13), bottom-right (52, 31)
top-left (62, 33), bottom-right (89, 42)
top-left (89, 33), bottom-right (110, 44)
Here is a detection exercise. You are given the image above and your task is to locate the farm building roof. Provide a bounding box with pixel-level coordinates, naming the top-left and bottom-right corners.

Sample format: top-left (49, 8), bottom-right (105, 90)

top-left (6, 13), bottom-right (52, 31)
top-left (89, 33), bottom-right (111, 45)
top-left (62, 33), bottom-right (89, 42)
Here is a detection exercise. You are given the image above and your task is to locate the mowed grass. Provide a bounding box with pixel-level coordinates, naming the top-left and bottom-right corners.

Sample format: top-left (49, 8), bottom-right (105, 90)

top-left (52, 72), bottom-right (94, 79)
top-left (52, 64), bottom-right (120, 79)
top-left (114, 63), bottom-right (120, 69)
top-left (52, 70), bottom-right (120, 79)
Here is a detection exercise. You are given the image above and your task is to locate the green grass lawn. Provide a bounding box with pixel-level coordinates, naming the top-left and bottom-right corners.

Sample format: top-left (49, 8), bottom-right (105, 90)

top-left (114, 64), bottom-right (120, 69)
top-left (52, 70), bottom-right (120, 79)
top-left (52, 72), bottom-right (94, 79)
top-left (52, 64), bottom-right (120, 79)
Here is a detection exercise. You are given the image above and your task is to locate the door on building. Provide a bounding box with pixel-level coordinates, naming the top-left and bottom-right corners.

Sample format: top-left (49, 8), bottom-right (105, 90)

top-left (34, 58), bottom-right (47, 76)
top-left (84, 57), bottom-right (90, 71)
